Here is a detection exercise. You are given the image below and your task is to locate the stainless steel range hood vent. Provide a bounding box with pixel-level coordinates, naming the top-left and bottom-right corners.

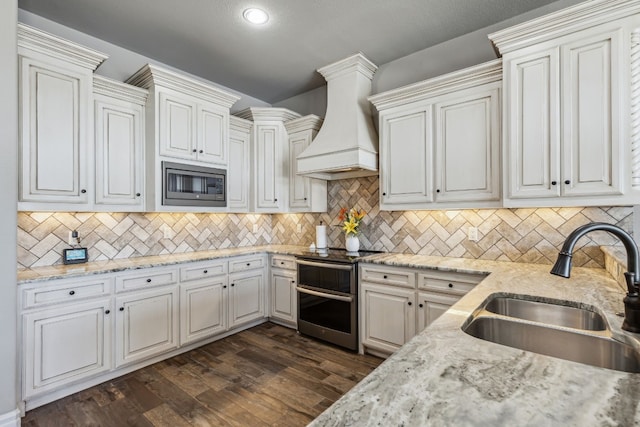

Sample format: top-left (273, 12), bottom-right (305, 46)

top-left (296, 53), bottom-right (379, 180)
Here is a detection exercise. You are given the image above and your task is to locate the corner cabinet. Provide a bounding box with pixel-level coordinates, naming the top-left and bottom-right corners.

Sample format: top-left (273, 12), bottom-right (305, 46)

top-left (228, 116), bottom-right (252, 211)
top-left (234, 108), bottom-right (302, 213)
top-left (359, 263), bottom-right (484, 357)
top-left (17, 23), bottom-right (108, 211)
top-left (285, 115), bottom-right (328, 212)
top-left (93, 76), bottom-right (147, 211)
top-left (490, 1), bottom-right (640, 207)
top-left (369, 60), bottom-right (502, 211)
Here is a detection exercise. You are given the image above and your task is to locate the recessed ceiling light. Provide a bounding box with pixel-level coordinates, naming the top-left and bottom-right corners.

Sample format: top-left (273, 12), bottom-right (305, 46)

top-left (243, 8), bottom-right (269, 25)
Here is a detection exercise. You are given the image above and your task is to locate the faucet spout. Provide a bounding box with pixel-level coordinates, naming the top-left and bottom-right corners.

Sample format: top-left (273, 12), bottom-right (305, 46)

top-left (550, 222), bottom-right (640, 333)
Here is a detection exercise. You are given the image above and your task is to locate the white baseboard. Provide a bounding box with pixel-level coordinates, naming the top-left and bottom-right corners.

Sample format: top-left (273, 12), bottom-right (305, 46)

top-left (0, 408), bottom-right (20, 427)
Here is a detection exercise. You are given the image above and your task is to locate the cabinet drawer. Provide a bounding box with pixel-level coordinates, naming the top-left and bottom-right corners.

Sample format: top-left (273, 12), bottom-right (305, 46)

top-left (418, 271), bottom-right (484, 296)
top-left (116, 268), bottom-right (178, 292)
top-left (180, 260), bottom-right (227, 282)
top-left (360, 265), bottom-right (416, 288)
top-left (229, 256), bottom-right (265, 273)
top-left (22, 277), bottom-right (113, 310)
top-left (271, 255), bottom-right (296, 270)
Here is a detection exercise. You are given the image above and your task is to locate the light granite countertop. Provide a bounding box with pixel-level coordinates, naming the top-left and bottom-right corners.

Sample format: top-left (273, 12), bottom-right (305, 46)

top-left (17, 245), bottom-right (310, 284)
top-left (311, 254), bottom-right (640, 427)
top-left (18, 246), bottom-right (640, 425)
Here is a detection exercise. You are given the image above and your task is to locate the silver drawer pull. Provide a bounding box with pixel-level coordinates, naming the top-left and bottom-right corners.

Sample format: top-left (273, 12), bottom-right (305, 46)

top-left (296, 286), bottom-right (353, 302)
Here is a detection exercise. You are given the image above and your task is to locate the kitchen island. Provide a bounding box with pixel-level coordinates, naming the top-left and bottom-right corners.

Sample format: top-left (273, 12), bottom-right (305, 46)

top-left (311, 253), bottom-right (640, 426)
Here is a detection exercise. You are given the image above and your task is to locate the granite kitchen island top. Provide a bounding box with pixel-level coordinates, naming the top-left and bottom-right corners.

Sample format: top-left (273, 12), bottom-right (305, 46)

top-left (311, 254), bottom-right (640, 426)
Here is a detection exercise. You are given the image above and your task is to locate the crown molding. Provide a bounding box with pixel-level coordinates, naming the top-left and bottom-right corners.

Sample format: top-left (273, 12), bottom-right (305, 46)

top-left (234, 107), bottom-right (301, 122)
top-left (284, 114), bottom-right (323, 133)
top-left (368, 59), bottom-right (502, 111)
top-left (489, 0), bottom-right (640, 55)
top-left (17, 22), bottom-right (108, 71)
top-left (93, 75), bottom-right (148, 105)
top-left (318, 52), bottom-right (378, 81)
top-left (229, 115), bottom-right (253, 132)
top-left (126, 63), bottom-right (240, 108)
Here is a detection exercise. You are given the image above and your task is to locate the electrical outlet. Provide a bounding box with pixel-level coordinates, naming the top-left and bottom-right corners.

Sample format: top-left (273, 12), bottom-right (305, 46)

top-left (161, 224), bottom-right (173, 239)
top-left (253, 224), bottom-right (259, 233)
top-left (467, 227), bottom-right (479, 242)
top-left (296, 224), bottom-right (302, 233)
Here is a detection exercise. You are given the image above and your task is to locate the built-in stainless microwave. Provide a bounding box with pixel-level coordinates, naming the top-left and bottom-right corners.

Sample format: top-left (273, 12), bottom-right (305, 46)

top-left (162, 161), bottom-right (226, 207)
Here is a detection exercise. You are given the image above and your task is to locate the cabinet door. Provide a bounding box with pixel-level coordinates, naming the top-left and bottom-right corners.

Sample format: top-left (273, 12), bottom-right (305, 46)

top-left (360, 283), bottom-right (415, 355)
top-left (180, 276), bottom-right (227, 345)
top-left (229, 270), bottom-right (266, 328)
top-left (255, 124), bottom-right (285, 211)
top-left (561, 28), bottom-right (623, 196)
top-left (228, 126), bottom-right (250, 210)
top-left (23, 299), bottom-right (112, 398)
top-left (435, 86), bottom-right (500, 202)
top-left (270, 268), bottom-right (296, 325)
top-left (417, 291), bottom-right (460, 333)
top-left (115, 286), bottom-right (178, 367)
top-left (506, 47), bottom-right (561, 199)
top-left (198, 103), bottom-right (227, 165)
top-left (19, 57), bottom-right (90, 204)
top-left (159, 90), bottom-right (196, 160)
top-left (94, 96), bottom-right (144, 208)
top-left (289, 131), bottom-right (311, 210)
top-left (380, 107), bottom-right (432, 209)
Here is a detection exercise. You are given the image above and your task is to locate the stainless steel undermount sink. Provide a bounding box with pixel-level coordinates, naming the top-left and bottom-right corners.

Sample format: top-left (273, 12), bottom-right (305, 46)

top-left (463, 294), bottom-right (640, 373)
top-left (484, 296), bottom-right (607, 331)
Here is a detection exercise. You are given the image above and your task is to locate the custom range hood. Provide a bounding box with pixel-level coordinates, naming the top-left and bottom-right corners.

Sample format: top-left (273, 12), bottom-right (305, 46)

top-left (296, 53), bottom-right (379, 180)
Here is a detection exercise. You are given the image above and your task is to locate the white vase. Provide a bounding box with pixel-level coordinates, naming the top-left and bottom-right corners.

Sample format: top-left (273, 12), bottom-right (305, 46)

top-left (345, 234), bottom-right (360, 253)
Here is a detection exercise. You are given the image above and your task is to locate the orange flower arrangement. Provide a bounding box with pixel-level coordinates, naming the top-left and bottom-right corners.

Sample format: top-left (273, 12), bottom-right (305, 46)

top-left (339, 207), bottom-right (366, 236)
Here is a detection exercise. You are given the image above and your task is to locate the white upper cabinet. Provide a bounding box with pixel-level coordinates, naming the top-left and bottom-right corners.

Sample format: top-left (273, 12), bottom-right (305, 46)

top-left (228, 116), bottom-right (252, 212)
top-left (17, 23), bottom-right (107, 211)
top-left (234, 108), bottom-right (301, 213)
top-left (93, 76), bottom-right (147, 211)
top-left (126, 64), bottom-right (240, 211)
top-left (434, 84), bottom-right (501, 203)
top-left (285, 115), bottom-right (328, 212)
top-left (490, 1), bottom-right (640, 207)
top-left (370, 60), bottom-right (502, 211)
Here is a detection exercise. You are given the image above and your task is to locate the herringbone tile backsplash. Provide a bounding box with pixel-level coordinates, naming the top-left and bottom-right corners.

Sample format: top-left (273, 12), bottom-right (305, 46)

top-left (18, 176), bottom-right (634, 269)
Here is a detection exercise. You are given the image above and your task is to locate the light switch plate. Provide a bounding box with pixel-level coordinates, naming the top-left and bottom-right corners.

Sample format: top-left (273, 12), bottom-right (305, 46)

top-left (468, 227), bottom-right (479, 242)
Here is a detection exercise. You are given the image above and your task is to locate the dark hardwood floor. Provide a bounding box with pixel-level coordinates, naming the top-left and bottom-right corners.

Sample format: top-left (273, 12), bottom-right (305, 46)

top-left (22, 323), bottom-right (382, 427)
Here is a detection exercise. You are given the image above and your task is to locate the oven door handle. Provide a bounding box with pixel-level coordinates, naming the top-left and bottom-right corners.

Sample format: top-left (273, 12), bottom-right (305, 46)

top-left (295, 259), bottom-right (354, 271)
top-left (296, 286), bottom-right (354, 302)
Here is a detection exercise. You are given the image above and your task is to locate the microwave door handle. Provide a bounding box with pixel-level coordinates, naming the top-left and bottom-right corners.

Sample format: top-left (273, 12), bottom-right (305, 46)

top-left (295, 259), bottom-right (354, 271)
top-left (296, 286), bottom-right (353, 302)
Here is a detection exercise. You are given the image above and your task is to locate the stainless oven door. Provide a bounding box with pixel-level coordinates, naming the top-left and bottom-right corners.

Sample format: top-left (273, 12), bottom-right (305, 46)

top-left (296, 259), bottom-right (355, 294)
top-left (296, 285), bottom-right (357, 350)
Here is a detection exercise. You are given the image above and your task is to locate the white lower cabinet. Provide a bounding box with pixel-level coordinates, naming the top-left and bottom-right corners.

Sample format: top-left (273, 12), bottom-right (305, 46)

top-left (23, 298), bottom-right (113, 399)
top-left (228, 269), bottom-right (266, 328)
top-left (115, 285), bottom-right (179, 367)
top-left (360, 263), bottom-right (484, 356)
top-left (416, 291), bottom-right (460, 333)
top-left (270, 266), bottom-right (297, 326)
top-left (360, 283), bottom-right (416, 355)
top-left (180, 275), bottom-right (228, 345)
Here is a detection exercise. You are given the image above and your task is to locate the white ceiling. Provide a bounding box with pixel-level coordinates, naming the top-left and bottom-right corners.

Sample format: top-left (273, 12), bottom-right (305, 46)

top-left (19, 0), bottom-right (576, 104)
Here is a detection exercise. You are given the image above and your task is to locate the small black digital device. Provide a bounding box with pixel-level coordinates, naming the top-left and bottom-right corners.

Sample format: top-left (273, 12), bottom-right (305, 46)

top-left (62, 248), bottom-right (89, 265)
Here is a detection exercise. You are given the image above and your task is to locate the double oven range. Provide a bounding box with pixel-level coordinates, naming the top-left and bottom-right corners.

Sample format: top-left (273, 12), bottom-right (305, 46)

top-left (295, 248), bottom-right (382, 351)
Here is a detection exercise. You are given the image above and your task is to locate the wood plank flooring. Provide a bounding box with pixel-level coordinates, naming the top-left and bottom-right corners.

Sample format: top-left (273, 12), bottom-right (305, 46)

top-left (22, 322), bottom-right (382, 427)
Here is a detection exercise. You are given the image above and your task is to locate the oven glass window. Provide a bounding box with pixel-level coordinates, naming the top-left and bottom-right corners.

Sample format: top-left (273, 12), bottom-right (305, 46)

top-left (297, 263), bottom-right (352, 294)
top-left (298, 293), bottom-right (351, 334)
